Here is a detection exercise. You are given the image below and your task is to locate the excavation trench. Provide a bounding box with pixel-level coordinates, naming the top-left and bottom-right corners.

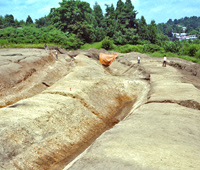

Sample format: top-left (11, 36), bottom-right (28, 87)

top-left (0, 51), bottom-right (150, 169)
top-left (49, 95), bottom-right (139, 170)
top-left (1, 48), bottom-right (200, 170)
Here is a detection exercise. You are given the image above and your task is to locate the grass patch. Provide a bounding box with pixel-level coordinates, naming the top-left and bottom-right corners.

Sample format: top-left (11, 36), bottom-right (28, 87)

top-left (113, 44), bottom-right (143, 53)
top-left (179, 55), bottom-right (200, 64)
top-left (149, 51), bottom-right (200, 63)
top-left (0, 43), bottom-right (61, 49)
top-left (81, 42), bottom-right (102, 49)
top-left (149, 51), bottom-right (179, 58)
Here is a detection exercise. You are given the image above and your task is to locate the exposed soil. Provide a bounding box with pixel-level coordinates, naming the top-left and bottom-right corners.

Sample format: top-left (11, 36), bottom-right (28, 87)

top-left (0, 48), bottom-right (200, 170)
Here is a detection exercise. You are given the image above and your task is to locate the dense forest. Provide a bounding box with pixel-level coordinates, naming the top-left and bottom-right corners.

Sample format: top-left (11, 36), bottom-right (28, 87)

top-left (0, 0), bottom-right (200, 62)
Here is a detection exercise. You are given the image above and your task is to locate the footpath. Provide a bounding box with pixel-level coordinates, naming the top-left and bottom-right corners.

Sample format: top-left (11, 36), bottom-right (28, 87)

top-left (64, 58), bottom-right (200, 170)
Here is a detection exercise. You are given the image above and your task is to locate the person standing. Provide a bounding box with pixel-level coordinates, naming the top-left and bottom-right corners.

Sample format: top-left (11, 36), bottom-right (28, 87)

top-left (55, 50), bottom-right (58, 60)
top-left (163, 55), bottom-right (167, 67)
top-left (137, 56), bottom-right (140, 64)
top-left (44, 43), bottom-right (47, 52)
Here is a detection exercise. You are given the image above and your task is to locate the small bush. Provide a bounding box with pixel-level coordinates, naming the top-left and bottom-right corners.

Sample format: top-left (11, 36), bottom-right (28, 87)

top-left (181, 44), bottom-right (200, 56)
top-left (101, 36), bottom-right (113, 50)
top-left (0, 39), bottom-right (8, 45)
top-left (62, 34), bottom-right (83, 50)
top-left (195, 49), bottom-right (200, 59)
top-left (162, 41), bottom-right (181, 53)
top-left (188, 44), bottom-right (199, 56)
top-left (143, 44), bottom-right (162, 53)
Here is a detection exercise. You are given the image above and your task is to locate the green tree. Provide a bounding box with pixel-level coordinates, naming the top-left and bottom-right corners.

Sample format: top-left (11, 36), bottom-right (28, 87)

top-left (35, 16), bottom-right (51, 28)
top-left (163, 41), bottom-right (181, 53)
top-left (93, 2), bottom-right (104, 27)
top-left (115, 0), bottom-right (124, 20)
top-left (156, 33), bottom-right (169, 42)
top-left (167, 19), bottom-right (173, 25)
top-left (94, 27), bottom-right (105, 42)
top-left (113, 28), bottom-right (139, 45)
top-left (49, 0), bottom-right (92, 33)
top-left (4, 14), bottom-right (15, 27)
top-left (185, 25), bottom-right (193, 33)
top-left (116, 0), bottom-right (137, 30)
top-left (104, 4), bottom-right (117, 37)
top-left (68, 21), bottom-right (95, 43)
top-left (148, 20), bottom-right (157, 43)
top-left (0, 16), bottom-right (3, 28)
top-left (124, 0), bottom-right (137, 28)
top-left (26, 15), bottom-right (33, 25)
top-left (138, 16), bottom-right (148, 40)
top-left (19, 20), bottom-right (26, 27)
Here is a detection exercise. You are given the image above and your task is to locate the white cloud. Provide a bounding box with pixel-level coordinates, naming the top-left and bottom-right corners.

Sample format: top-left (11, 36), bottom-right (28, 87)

top-left (38, 5), bottom-right (52, 13)
top-left (150, 6), bottom-right (164, 13)
top-left (26, 0), bottom-right (42, 4)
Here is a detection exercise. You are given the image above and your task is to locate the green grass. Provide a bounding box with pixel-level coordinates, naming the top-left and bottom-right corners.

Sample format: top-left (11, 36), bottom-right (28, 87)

top-left (149, 51), bottom-right (179, 58)
top-left (178, 55), bottom-right (200, 64)
top-left (80, 41), bottom-right (102, 49)
top-left (0, 43), bottom-right (62, 49)
top-left (113, 44), bottom-right (144, 53)
top-left (149, 51), bottom-right (200, 64)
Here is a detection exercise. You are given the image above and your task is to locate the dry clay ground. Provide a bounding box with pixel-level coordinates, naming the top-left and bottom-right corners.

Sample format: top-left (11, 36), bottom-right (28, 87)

top-left (0, 48), bottom-right (200, 170)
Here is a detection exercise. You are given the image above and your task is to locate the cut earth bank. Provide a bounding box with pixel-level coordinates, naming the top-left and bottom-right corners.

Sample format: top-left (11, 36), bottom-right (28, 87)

top-left (0, 48), bottom-right (200, 170)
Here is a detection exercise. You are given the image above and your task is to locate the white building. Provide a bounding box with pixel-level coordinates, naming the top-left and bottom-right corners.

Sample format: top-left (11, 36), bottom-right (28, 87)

top-left (172, 31), bottom-right (197, 41)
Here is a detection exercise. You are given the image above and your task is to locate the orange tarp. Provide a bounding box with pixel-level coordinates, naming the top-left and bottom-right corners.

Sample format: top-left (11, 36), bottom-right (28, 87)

top-left (99, 53), bottom-right (118, 66)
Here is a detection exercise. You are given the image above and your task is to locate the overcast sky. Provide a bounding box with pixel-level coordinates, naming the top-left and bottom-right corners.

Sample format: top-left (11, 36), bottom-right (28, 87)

top-left (0, 0), bottom-right (200, 24)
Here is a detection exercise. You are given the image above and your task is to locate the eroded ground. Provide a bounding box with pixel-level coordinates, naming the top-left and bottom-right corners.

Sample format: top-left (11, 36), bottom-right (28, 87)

top-left (0, 48), bottom-right (200, 170)
top-left (65, 54), bottom-right (200, 170)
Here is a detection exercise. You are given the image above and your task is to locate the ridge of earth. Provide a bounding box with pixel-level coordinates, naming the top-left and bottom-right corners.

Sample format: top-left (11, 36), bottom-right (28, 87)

top-left (0, 48), bottom-right (200, 170)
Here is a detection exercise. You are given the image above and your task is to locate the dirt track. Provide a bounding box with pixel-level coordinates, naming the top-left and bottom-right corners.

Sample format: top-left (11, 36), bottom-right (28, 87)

top-left (0, 48), bottom-right (200, 170)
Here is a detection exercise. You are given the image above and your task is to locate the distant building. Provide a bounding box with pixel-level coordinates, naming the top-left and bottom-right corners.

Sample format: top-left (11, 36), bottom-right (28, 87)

top-left (172, 31), bottom-right (197, 41)
top-left (189, 35), bottom-right (198, 40)
top-left (176, 35), bottom-right (197, 41)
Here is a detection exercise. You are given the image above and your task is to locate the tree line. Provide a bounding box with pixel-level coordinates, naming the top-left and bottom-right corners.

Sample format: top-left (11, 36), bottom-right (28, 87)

top-left (0, 0), bottom-right (166, 47)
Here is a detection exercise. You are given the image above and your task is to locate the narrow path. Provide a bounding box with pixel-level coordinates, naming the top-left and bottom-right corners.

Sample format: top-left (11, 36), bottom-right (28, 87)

top-left (64, 59), bottom-right (200, 170)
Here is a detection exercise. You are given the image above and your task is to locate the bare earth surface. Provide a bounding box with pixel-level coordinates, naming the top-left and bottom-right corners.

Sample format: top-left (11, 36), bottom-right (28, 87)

top-left (0, 48), bottom-right (200, 170)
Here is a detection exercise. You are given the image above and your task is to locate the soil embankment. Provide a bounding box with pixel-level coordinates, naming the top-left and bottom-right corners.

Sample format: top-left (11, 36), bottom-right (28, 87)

top-left (0, 48), bottom-right (149, 169)
top-left (0, 48), bottom-right (200, 170)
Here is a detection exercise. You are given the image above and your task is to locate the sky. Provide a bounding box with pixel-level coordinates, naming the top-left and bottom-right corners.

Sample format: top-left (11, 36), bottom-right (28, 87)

top-left (0, 0), bottom-right (200, 24)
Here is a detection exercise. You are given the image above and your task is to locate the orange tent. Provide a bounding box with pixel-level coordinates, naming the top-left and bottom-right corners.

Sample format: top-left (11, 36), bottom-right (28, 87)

top-left (99, 53), bottom-right (118, 66)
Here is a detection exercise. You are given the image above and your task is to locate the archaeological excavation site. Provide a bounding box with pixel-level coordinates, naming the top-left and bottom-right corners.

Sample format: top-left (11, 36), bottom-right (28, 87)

top-left (0, 48), bottom-right (200, 170)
